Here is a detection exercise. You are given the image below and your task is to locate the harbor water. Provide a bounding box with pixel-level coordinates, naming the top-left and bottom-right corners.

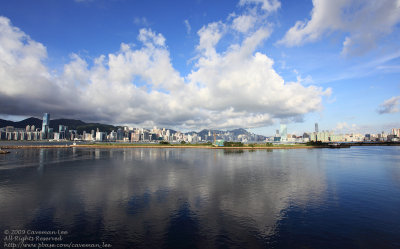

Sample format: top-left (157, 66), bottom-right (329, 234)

top-left (0, 146), bottom-right (399, 248)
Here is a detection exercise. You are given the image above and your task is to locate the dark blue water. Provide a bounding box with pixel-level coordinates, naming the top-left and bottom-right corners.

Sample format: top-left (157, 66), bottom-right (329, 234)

top-left (0, 147), bottom-right (399, 248)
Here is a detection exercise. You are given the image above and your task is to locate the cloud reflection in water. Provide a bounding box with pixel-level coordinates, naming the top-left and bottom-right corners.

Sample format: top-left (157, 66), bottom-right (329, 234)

top-left (0, 148), bottom-right (327, 248)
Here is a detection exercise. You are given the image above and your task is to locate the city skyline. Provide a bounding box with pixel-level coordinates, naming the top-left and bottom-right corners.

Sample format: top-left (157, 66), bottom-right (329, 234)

top-left (1, 113), bottom-right (399, 143)
top-left (2, 113), bottom-right (398, 144)
top-left (0, 0), bottom-right (399, 136)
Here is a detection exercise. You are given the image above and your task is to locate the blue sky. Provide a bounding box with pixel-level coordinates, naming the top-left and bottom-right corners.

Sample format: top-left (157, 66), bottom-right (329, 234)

top-left (0, 0), bottom-right (399, 135)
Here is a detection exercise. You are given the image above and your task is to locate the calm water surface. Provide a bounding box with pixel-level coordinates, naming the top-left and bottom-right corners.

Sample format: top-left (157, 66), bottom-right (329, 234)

top-left (0, 146), bottom-right (399, 248)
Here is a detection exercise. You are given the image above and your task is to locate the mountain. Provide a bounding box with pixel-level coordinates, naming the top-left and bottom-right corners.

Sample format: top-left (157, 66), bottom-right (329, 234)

top-left (229, 128), bottom-right (251, 136)
top-left (0, 117), bottom-right (119, 133)
top-left (50, 119), bottom-right (86, 128)
top-left (0, 117), bottom-right (42, 129)
top-left (0, 119), bottom-right (17, 128)
top-left (197, 128), bottom-right (266, 141)
top-left (198, 129), bottom-right (221, 138)
top-left (197, 128), bottom-right (251, 137)
top-left (72, 123), bottom-right (119, 134)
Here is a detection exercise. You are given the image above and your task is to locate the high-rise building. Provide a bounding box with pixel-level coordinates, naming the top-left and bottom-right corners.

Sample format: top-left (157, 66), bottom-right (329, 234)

top-left (5, 126), bottom-right (14, 132)
top-left (315, 123), bottom-right (319, 133)
top-left (91, 130), bottom-right (95, 140)
top-left (94, 131), bottom-right (106, 141)
top-left (59, 125), bottom-right (67, 139)
top-left (117, 128), bottom-right (124, 140)
top-left (42, 113), bottom-right (50, 138)
top-left (280, 124), bottom-right (287, 141)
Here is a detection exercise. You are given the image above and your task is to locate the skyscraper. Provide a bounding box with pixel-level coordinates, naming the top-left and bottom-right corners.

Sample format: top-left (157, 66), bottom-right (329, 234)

top-left (392, 128), bottom-right (400, 137)
top-left (59, 125), bottom-right (67, 139)
top-left (42, 113), bottom-right (50, 139)
top-left (314, 123), bottom-right (319, 142)
top-left (280, 124), bottom-right (287, 141)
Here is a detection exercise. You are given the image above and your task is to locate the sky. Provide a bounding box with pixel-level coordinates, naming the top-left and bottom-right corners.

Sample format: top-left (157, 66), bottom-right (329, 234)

top-left (0, 0), bottom-right (399, 136)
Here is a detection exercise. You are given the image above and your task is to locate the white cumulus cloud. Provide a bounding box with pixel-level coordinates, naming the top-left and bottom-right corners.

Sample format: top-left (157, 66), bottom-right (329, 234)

top-left (278, 0), bottom-right (400, 55)
top-left (0, 4), bottom-right (329, 130)
top-left (232, 15), bottom-right (257, 33)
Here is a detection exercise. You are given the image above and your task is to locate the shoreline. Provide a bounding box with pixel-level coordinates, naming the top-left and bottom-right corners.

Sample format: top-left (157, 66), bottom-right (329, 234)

top-left (0, 144), bottom-right (330, 150)
top-left (1, 142), bottom-right (398, 150)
